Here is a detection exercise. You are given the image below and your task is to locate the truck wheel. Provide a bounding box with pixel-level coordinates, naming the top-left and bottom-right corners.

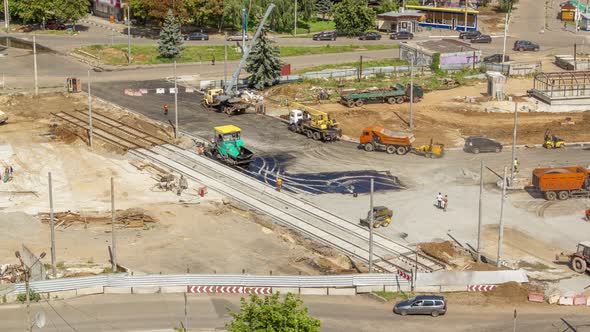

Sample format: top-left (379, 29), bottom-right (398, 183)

top-left (395, 96), bottom-right (405, 104)
top-left (313, 132), bottom-right (321, 140)
top-left (386, 145), bottom-right (396, 154)
top-left (558, 191), bottom-right (569, 200)
top-left (306, 130), bottom-right (313, 138)
top-left (364, 143), bottom-right (375, 152)
top-left (572, 257), bottom-right (587, 273)
top-left (544, 191), bottom-right (557, 201)
top-left (387, 97), bottom-right (396, 104)
top-left (397, 146), bottom-right (408, 155)
top-left (346, 99), bottom-right (355, 108)
top-left (355, 99), bottom-right (364, 107)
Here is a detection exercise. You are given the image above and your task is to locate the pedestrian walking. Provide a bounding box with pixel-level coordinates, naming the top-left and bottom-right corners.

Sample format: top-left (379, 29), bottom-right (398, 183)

top-left (211, 56), bottom-right (216, 66)
top-left (513, 158), bottom-right (519, 173)
top-left (443, 195), bottom-right (448, 212)
top-left (163, 104), bottom-right (169, 116)
top-left (436, 192), bottom-right (443, 209)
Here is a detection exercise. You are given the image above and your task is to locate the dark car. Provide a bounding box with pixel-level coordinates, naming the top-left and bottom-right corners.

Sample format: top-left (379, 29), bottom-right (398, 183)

top-left (359, 32), bottom-right (381, 40)
top-left (313, 31), bottom-right (337, 41)
top-left (464, 136), bottom-right (503, 154)
top-left (393, 295), bottom-right (447, 317)
top-left (484, 53), bottom-right (510, 63)
top-left (389, 31), bottom-right (414, 40)
top-left (226, 33), bottom-right (250, 41)
top-left (459, 30), bottom-right (481, 39)
top-left (185, 32), bottom-right (209, 41)
top-left (514, 40), bottom-right (539, 51)
top-left (46, 22), bottom-right (66, 30)
top-left (470, 34), bottom-right (492, 43)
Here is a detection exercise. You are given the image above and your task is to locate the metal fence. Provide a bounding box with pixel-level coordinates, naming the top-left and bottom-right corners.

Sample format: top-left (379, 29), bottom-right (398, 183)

top-left (9, 273), bottom-right (410, 294)
top-left (283, 65), bottom-right (430, 81)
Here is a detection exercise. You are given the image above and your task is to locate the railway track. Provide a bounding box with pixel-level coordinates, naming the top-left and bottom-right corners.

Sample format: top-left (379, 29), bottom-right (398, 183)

top-left (52, 111), bottom-right (445, 274)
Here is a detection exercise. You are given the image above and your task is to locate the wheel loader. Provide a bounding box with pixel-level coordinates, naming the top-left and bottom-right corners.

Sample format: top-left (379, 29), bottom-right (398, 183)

top-left (359, 206), bottom-right (393, 228)
top-left (555, 242), bottom-right (590, 274)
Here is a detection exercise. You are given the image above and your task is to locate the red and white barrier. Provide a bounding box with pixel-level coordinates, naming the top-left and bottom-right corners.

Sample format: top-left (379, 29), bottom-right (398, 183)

top-left (244, 287), bottom-right (272, 295)
top-left (397, 270), bottom-right (411, 281)
top-left (528, 292), bottom-right (544, 303)
top-left (187, 286), bottom-right (272, 295)
top-left (468, 284), bottom-right (497, 292)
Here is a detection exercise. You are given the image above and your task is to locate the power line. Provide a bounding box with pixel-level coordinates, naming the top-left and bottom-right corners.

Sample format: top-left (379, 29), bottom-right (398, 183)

top-left (59, 300), bottom-right (123, 332)
top-left (44, 299), bottom-right (80, 332)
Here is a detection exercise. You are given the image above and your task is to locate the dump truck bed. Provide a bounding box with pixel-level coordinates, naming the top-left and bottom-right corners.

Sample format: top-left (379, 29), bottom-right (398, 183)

top-left (532, 166), bottom-right (589, 192)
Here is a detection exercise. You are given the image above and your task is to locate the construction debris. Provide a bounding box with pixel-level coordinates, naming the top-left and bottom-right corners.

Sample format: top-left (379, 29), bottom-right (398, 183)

top-left (0, 264), bottom-right (26, 283)
top-left (38, 208), bottom-right (157, 229)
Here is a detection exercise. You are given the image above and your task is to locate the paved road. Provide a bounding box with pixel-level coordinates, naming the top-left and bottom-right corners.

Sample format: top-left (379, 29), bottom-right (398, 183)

top-left (0, 294), bottom-right (588, 332)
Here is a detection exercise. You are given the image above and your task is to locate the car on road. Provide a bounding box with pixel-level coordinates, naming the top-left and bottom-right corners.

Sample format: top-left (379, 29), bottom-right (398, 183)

top-left (185, 32), bottom-right (209, 41)
top-left (464, 136), bottom-right (503, 154)
top-left (359, 32), bottom-right (381, 40)
top-left (389, 31), bottom-right (414, 40)
top-left (226, 33), bottom-right (250, 41)
top-left (313, 31), bottom-right (337, 41)
top-left (470, 34), bottom-right (492, 43)
top-left (393, 295), bottom-right (447, 317)
top-left (459, 30), bottom-right (481, 40)
top-left (46, 22), bottom-right (66, 30)
top-left (484, 53), bottom-right (510, 63)
top-left (514, 40), bottom-right (540, 51)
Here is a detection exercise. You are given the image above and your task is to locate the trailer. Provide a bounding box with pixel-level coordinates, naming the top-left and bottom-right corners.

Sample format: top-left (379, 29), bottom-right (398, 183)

top-left (532, 166), bottom-right (590, 200)
top-left (340, 84), bottom-right (424, 108)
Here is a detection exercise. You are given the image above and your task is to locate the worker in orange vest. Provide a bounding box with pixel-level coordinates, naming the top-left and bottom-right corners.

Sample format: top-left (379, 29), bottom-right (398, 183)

top-left (586, 209), bottom-right (590, 222)
top-left (163, 104), bottom-right (169, 116)
top-left (276, 177), bottom-right (283, 192)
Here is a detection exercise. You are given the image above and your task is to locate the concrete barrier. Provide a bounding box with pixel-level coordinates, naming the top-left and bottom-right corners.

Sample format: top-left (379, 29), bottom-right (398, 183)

top-left (273, 287), bottom-right (300, 295)
top-left (327, 288), bottom-right (356, 296)
top-left (161, 286), bottom-right (186, 294)
top-left (356, 285), bottom-right (384, 293)
top-left (132, 287), bottom-right (160, 294)
top-left (384, 285), bottom-right (411, 292)
top-left (104, 287), bottom-right (132, 294)
top-left (441, 285), bottom-right (468, 292)
top-left (299, 288), bottom-right (328, 296)
top-left (76, 287), bottom-right (104, 296)
top-left (414, 286), bottom-right (441, 293)
top-left (49, 290), bottom-right (77, 299)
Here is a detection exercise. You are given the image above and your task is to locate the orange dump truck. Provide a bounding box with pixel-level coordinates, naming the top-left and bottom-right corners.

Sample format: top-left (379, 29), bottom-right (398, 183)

top-left (359, 126), bottom-right (414, 155)
top-left (532, 166), bottom-right (590, 200)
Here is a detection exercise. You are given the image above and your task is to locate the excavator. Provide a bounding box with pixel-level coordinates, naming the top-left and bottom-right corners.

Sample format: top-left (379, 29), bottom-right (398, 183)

top-left (202, 4), bottom-right (274, 115)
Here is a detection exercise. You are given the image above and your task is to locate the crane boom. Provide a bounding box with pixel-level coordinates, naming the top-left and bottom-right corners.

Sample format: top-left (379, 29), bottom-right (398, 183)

top-left (225, 3), bottom-right (275, 94)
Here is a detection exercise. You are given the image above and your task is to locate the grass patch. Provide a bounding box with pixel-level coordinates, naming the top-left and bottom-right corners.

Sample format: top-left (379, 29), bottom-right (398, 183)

top-left (77, 44), bottom-right (399, 65)
top-left (296, 58), bottom-right (408, 73)
top-left (300, 20), bottom-right (336, 34)
top-left (374, 291), bottom-right (411, 301)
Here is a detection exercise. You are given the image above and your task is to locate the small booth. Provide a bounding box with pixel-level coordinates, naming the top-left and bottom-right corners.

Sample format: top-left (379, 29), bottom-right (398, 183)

top-left (67, 77), bottom-right (81, 93)
top-left (561, 3), bottom-right (576, 21)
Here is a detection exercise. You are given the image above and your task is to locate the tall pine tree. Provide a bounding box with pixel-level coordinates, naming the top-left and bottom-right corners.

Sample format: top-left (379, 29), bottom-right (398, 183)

top-left (157, 10), bottom-right (185, 59)
top-left (316, 0), bottom-right (333, 19)
top-left (246, 29), bottom-right (283, 90)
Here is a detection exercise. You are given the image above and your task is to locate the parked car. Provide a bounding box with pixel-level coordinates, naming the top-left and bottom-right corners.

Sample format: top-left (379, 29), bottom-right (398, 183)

top-left (226, 33), bottom-right (250, 41)
top-left (464, 136), bottom-right (503, 154)
top-left (185, 32), bottom-right (209, 41)
top-left (393, 295), bottom-right (447, 317)
top-left (389, 31), bottom-right (414, 40)
top-left (513, 40), bottom-right (540, 51)
top-left (484, 53), bottom-right (510, 63)
top-left (470, 34), bottom-right (492, 43)
top-left (46, 22), bottom-right (66, 30)
top-left (312, 31), bottom-right (337, 41)
top-left (459, 30), bottom-right (481, 39)
top-left (359, 32), bottom-right (381, 40)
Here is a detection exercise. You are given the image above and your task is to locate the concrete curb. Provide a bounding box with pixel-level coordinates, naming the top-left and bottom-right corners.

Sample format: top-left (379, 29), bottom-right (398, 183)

top-left (365, 292), bottom-right (388, 303)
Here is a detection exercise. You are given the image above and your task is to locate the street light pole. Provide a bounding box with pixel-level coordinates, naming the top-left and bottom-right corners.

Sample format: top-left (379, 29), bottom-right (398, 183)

top-left (48, 172), bottom-right (56, 277)
top-left (3, 0), bottom-right (9, 32)
top-left (294, 0), bottom-right (298, 35)
top-left (174, 60), bottom-right (178, 138)
top-left (33, 35), bottom-right (38, 96)
top-left (497, 166), bottom-right (508, 268)
top-left (224, 36), bottom-right (228, 87)
top-left (510, 102), bottom-right (518, 185)
top-left (127, 5), bottom-right (131, 64)
top-left (409, 55), bottom-right (414, 130)
top-left (87, 70), bottom-right (94, 151)
top-left (111, 177), bottom-right (117, 272)
top-left (368, 178), bottom-right (374, 273)
top-left (477, 160), bottom-right (483, 263)
top-left (502, 12), bottom-right (509, 63)
top-left (15, 251), bottom-right (46, 332)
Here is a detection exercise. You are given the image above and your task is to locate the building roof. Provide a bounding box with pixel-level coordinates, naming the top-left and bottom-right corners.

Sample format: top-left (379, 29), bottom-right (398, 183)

top-left (377, 10), bottom-right (424, 19)
top-left (403, 39), bottom-right (479, 55)
top-left (562, 3), bottom-right (576, 9)
top-left (214, 125), bottom-right (242, 134)
top-left (406, 5), bottom-right (479, 14)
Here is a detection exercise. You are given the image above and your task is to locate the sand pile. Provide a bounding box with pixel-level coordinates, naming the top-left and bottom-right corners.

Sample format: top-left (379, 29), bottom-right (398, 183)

top-left (419, 241), bottom-right (456, 263)
top-left (485, 282), bottom-right (531, 303)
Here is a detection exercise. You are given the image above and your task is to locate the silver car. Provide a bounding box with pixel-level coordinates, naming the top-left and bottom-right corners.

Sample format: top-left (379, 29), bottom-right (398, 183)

top-left (393, 295), bottom-right (447, 317)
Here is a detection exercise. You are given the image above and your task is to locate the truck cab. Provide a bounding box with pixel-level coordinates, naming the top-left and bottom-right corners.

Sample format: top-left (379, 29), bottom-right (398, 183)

top-left (204, 88), bottom-right (224, 106)
top-left (289, 109), bottom-right (307, 126)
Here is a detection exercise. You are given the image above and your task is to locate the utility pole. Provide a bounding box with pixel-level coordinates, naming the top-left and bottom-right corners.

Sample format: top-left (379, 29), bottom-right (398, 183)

top-left (510, 103), bottom-right (518, 185)
top-left (294, 0), bottom-right (298, 35)
top-left (33, 35), bottom-right (38, 96)
top-left (111, 177), bottom-right (117, 271)
top-left (173, 60), bottom-right (178, 138)
top-left (464, 0), bottom-right (468, 32)
top-left (368, 178), bottom-right (374, 273)
top-left (127, 4), bottom-right (131, 64)
top-left (15, 251), bottom-right (45, 332)
top-left (242, 7), bottom-right (246, 53)
top-left (502, 12), bottom-right (509, 64)
top-left (224, 36), bottom-right (228, 87)
top-left (574, 43), bottom-right (578, 71)
top-left (477, 160), bottom-right (483, 263)
top-left (87, 70), bottom-right (94, 151)
top-left (183, 292), bottom-right (188, 332)
top-left (497, 166), bottom-right (508, 268)
top-left (409, 55), bottom-right (414, 130)
top-left (48, 172), bottom-right (56, 278)
top-left (3, 0), bottom-right (9, 32)
top-left (359, 55), bottom-right (363, 81)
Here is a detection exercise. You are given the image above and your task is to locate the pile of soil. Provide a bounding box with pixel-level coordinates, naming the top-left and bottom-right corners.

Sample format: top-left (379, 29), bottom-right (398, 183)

top-left (464, 261), bottom-right (505, 271)
top-left (419, 241), bottom-right (456, 264)
top-left (38, 208), bottom-right (157, 229)
top-left (485, 282), bottom-right (531, 303)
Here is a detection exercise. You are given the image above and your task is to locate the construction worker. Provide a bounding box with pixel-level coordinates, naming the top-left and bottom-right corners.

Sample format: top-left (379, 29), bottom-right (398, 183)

top-left (586, 209), bottom-right (590, 222)
top-left (436, 192), bottom-right (443, 209)
top-left (513, 158), bottom-right (519, 173)
top-left (211, 56), bottom-right (216, 66)
top-left (163, 104), bottom-right (169, 116)
top-left (443, 195), bottom-right (448, 212)
top-left (276, 177), bottom-right (283, 192)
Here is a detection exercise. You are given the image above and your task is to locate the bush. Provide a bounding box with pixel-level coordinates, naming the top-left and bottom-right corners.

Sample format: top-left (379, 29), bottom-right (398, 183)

top-left (17, 289), bottom-right (41, 303)
top-left (431, 53), bottom-right (441, 73)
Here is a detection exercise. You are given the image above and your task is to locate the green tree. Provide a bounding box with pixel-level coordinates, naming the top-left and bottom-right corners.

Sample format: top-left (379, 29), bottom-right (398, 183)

top-left (226, 293), bottom-right (320, 332)
top-left (499, 0), bottom-right (518, 12)
top-left (316, 0), bottom-right (333, 19)
top-left (184, 0), bottom-right (223, 27)
top-left (246, 29), bottom-right (284, 90)
top-left (54, 0), bottom-right (90, 31)
top-left (221, 0), bottom-right (243, 31)
top-left (157, 9), bottom-right (185, 59)
top-left (12, 0), bottom-right (52, 24)
top-left (375, 0), bottom-right (399, 14)
top-left (332, 0), bottom-right (376, 36)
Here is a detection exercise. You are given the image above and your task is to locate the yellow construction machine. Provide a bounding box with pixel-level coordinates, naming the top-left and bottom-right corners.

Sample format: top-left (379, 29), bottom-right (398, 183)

top-left (543, 129), bottom-right (565, 149)
top-left (413, 138), bottom-right (444, 158)
top-left (287, 101), bottom-right (342, 141)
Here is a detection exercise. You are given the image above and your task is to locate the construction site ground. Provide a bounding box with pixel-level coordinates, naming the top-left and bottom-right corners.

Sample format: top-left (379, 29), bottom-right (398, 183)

top-left (0, 92), bottom-right (351, 276)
